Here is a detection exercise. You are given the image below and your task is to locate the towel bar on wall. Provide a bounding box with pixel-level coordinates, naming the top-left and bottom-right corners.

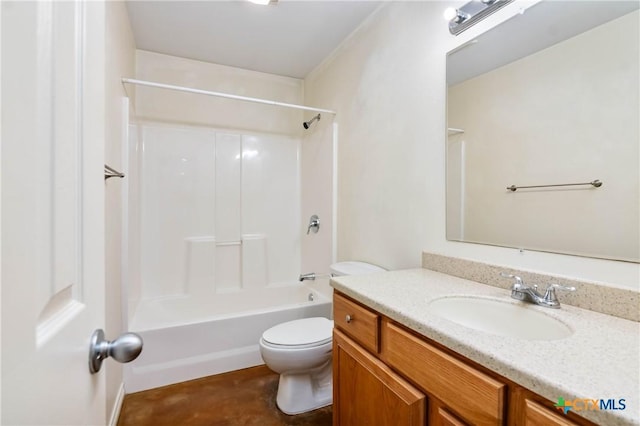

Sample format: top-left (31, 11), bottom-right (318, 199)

top-left (105, 164), bottom-right (125, 180)
top-left (506, 179), bottom-right (602, 192)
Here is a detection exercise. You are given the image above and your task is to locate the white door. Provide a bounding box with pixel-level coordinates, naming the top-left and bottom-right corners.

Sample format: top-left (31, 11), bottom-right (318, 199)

top-left (2, 1), bottom-right (107, 425)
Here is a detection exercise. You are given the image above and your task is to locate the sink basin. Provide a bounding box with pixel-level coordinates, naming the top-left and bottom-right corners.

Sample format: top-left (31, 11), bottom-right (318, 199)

top-left (428, 296), bottom-right (573, 341)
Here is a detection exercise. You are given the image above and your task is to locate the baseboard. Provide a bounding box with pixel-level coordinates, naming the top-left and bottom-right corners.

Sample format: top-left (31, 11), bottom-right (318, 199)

top-left (108, 383), bottom-right (125, 426)
top-left (124, 344), bottom-right (264, 393)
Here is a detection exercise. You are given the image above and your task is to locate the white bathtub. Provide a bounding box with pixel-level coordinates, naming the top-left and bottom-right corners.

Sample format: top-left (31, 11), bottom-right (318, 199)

top-left (124, 284), bottom-right (332, 393)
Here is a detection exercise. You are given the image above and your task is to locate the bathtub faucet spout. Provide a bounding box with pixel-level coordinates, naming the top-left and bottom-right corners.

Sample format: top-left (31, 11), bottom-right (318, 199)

top-left (299, 273), bottom-right (316, 282)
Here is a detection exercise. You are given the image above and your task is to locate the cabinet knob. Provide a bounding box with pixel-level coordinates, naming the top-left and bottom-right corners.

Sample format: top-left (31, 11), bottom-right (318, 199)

top-left (345, 314), bottom-right (352, 323)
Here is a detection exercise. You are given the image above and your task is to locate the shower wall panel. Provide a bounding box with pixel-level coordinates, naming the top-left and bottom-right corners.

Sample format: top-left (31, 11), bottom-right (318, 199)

top-left (185, 237), bottom-right (216, 298)
top-left (241, 134), bottom-right (300, 286)
top-left (135, 123), bottom-right (300, 301)
top-left (215, 133), bottom-right (242, 242)
top-left (214, 133), bottom-right (242, 292)
top-left (141, 125), bottom-right (215, 299)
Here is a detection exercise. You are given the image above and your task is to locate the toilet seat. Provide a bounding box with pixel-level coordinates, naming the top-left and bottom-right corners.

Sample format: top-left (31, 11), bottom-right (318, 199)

top-left (262, 317), bottom-right (333, 348)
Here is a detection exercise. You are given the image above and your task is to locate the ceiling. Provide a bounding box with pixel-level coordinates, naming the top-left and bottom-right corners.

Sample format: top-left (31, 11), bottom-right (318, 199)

top-left (126, 1), bottom-right (382, 79)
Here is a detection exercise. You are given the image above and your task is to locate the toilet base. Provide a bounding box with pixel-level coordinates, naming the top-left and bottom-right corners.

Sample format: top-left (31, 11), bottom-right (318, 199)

top-left (275, 361), bottom-right (332, 415)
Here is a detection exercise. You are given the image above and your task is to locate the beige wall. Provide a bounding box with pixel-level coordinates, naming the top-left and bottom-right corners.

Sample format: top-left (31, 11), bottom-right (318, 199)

top-left (134, 50), bottom-right (303, 136)
top-left (104, 2), bottom-right (135, 422)
top-left (305, 2), bottom-right (437, 271)
top-left (304, 1), bottom-right (639, 290)
top-left (449, 11), bottom-right (639, 262)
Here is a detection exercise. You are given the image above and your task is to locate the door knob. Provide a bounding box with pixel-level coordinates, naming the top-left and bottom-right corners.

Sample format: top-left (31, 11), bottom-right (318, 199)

top-left (89, 329), bottom-right (143, 374)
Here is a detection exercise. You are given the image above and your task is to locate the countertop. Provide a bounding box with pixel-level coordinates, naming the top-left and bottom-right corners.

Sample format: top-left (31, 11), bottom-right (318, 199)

top-left (330, 268), bottom-right (640, 426)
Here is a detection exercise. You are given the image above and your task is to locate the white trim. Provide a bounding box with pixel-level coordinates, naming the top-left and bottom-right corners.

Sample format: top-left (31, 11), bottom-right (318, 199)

top-left (331, 122), bottom-right (338, 264)
top-left (0, 2), bottom-right (3, 419)
top-left (121, 97), bottom-right (130, 329)
top-left (121, 78), bottom-right (336, 115)
top-left (108, 383), bottom-right (126, 426)
top-left (460, 140), bottom-right (466, 240)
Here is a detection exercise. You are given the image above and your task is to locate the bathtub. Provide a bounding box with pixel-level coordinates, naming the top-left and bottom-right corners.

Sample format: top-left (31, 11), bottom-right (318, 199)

top-left (124, 284), bottom-right (332, 393)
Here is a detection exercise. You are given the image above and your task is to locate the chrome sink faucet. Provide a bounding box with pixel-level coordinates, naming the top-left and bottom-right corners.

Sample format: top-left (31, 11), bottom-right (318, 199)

top-left (500, 272), bottom-right (575, 309)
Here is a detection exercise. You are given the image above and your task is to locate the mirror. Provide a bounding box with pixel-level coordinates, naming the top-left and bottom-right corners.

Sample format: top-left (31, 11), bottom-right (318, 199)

top-left (446, 1), bottom-right (639, 263)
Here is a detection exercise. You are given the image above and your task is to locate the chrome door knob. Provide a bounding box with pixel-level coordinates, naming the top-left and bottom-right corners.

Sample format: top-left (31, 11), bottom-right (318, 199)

top-left (89, 329), bottom-right (143, 374)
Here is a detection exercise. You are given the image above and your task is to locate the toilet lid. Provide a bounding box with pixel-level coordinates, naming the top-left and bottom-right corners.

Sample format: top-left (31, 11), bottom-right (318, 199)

top-left (329, 261), bottom-right (386, 276)
top-left (262, 317), bottom-right (333, 347)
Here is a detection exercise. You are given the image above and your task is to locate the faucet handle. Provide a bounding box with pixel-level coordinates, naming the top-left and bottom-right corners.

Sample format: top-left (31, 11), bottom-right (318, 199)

top-left (543, 284), bottom-right (576, 304)
top-left (307, 215), bottom-right (320, 235)
top-left (548, 284), bottom-right (576, 292)
top-left (500, 272), bottom-right (524, 288)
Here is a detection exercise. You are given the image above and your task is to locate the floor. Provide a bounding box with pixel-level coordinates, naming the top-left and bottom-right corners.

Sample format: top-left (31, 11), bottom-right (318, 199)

top-left (117, 366), bottom-right (333, 426)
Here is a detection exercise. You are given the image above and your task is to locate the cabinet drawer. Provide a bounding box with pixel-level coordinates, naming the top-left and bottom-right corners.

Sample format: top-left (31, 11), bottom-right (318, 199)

top-left (381, 320), bottom-right (505, 426)
top-left (334, 293), bottom-right (380, 353)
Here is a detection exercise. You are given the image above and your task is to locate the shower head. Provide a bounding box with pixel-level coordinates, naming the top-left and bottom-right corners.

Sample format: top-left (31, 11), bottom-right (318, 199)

top-left (303, 114), bottom-right (321, 129)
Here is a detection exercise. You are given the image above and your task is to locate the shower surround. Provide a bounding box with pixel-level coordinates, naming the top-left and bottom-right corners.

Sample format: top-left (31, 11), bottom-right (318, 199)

top-left (123, 51), bottom-right (335, 392)
top-left (135, 123), bottom-right (301, 300)
top-left (124, 122), bottom-right (332, 391)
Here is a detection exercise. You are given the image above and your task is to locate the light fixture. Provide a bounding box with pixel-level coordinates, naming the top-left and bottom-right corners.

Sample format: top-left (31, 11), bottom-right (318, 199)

top-left (247, 0), bottom-right (277, 5)
top-left (443, 7), bottom-right (459, 21)
top-left (446, 0), bottom-right (514, 35)
top-left (443, 8), bottom-right (470, 24)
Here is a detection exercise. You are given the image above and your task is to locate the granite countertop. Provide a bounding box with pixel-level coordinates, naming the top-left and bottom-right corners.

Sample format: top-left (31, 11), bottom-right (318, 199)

top-left (330, 268), bottom-right (640, 426)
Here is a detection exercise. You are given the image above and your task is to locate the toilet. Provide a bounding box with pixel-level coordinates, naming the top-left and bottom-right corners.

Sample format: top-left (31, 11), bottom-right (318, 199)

top-left (259, 261), bottom-right (386, 415)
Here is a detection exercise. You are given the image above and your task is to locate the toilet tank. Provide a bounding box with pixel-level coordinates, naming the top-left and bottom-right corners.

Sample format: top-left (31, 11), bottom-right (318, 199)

top-left (329, 261), bottom-right (386, 277)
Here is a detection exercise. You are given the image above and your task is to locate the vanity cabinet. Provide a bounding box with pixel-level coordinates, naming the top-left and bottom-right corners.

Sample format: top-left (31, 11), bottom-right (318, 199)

top-left (333, 292), bottom-right (595, 426)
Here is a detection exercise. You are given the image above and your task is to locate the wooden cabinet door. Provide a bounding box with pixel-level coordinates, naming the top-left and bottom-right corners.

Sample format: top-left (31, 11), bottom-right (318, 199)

top-left (333, 330), bottom-right (426, 426)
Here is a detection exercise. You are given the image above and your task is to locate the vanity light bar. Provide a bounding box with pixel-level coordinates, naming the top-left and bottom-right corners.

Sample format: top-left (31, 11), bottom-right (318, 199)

top-left (506, 180), bottom-right (603, 192)
top-left (447, 0), bottom-right (514, 35)
top-left (247, 0), bottom-right (277, 5)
